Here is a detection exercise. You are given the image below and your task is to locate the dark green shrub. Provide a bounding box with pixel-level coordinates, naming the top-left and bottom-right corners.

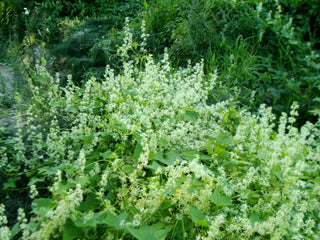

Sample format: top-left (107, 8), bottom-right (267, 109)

top-left (142, 0), bottom-right (320, 125)
top-left (49, 17), bottom-right (124, 85)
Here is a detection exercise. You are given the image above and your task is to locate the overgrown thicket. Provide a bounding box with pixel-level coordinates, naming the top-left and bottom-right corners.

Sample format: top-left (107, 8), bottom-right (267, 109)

top-left (0, 0), bottom-right (320, 239)
top-left (1, 0), bottom-right (319, 122)
top-left (142, 0), bottom-right (320, 124)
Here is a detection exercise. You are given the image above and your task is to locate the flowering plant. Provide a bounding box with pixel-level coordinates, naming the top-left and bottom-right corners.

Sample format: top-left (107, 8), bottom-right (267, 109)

top-left (0, 19), bottom-right (319, 240)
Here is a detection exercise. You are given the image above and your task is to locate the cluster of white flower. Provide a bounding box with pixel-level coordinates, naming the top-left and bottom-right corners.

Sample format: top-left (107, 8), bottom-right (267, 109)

top-left (26, 184), bottom-right (83, 240)
top-left (7, 17), bottom-right (319, 239)
top-left (0, 204), bottom-right (10, 240)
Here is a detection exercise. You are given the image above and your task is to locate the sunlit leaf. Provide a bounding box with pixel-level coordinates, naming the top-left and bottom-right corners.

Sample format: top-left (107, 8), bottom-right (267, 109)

top-left (128, 223), bottom-right (172, 240)
top-left (189, 206), bottom-right (209, 227)
top-left (10, 222), bottom-right (20, 239)
top-left (184, 110), bottom-right (199, 122)
top-left (102, 211), bottom-right (130, 230)
top-left (63, 219), bottom-right (83, 240)
top-left (210, 189), bottom-right (232, 206)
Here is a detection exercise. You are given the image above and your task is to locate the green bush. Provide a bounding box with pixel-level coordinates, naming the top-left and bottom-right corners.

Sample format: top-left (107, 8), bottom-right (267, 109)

top-left (141, 0), bottom-right (320, 125)
top-left (49, 17), bottom-right (123, 85)
top-left (0, 26), bottom-right (319, 240)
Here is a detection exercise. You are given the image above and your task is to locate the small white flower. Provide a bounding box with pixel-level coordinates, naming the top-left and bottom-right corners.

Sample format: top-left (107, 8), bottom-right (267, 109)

top-left (23, 7), bottom-right (29, 15)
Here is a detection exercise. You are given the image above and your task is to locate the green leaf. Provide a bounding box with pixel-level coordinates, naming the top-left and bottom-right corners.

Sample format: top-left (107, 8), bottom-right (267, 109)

top-left (128, 223), bottom-right (172, 240)
top-left (3, 177), bottom-right (18, 189)
top-left (10, 222), bottom-right (20, 238)
top-left (311, 178), bottom-right (320, 184)
top-left (309, 108), bottom-right (320, 116)
top-left (165, 151), bottom-right (180, 165)
top-left (310, 61), bottom-right (320, 69)
top-left (67, 107), bottom-right (78, 113)
top-left (77, 176), bottom-right (90, 186)
top-left (63, 218), bottom-right (83, 240)
top-left (158, 200), bottom-right (174, 210)
top-left (184, 110), bottom-right (199, 122)
top-left (249, 212), bottom-right (263, 224)
top-left (38, 166), bottom-right (60, 175)
top-left (100, 150), bottom-right (113, 159)
top-left (123, 165), bottom-right (135, 174)
top-left (152, 151), bottom-right (179, 165)
top-left (77, 193), bottom-right (99, 211)
top-left (152, 118), bottom-right (163, 126)
top-left (214, 146), bottom-right (230, 160)
top-left (28, 177), bottom-right (46, 186)
top-left (32, 198), bottom-right (56, 217)
top-left (189, 206), bottom-right (209, 227)
top-left (33, 198), bottom-right (54, 208)
top-left (146, 161), bottom-right (164, 172)
top-left (73, 212), bottom-right (105, 228)
top-left (153, 151), bottom-right (165, 163)
top-left (247, 191), bottom-right (260, 206)
top-left (210, 189), bottom-right (232, 206)
top-left (214, 134), bottom-right (234, 146)
top-left (80, 135), bottom-right (94, 146)
top-left (102, 211), bottom-right (129, 230)
top-left (158, 138), bottom-right (168, 148)
top-left (133, 143), bottom-right (143, 160)
top-left (51, 100), bottom-right (62, 107)
top-left (181, 151), bottom-right (197, 161)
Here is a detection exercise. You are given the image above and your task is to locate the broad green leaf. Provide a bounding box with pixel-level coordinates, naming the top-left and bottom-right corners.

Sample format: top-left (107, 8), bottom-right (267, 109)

top-left (63, 218), bottom-right (83, 240)
top-left (165, 151), bottom-right (180, 165)
top-left (309, 108), bottom-right (320, 116)
top-left (189, 206), bottom-right (209, 227)
top-left (214, 136), bottom-right (234, 146)
top-left (247, 191), bottom-right (260, 206)
top-left (133, 143), bottom-right (143, 160)
top-left (33, 207), bottom-right (51, 217)
top-left (123, 165), bottom-right (135, 174)
top-left (80, 135), bottom-right (94, 146)
top-left (313, 97), bottom-right (320, 102)
top-left (214, 146), bottom-right (229, 160)
top-left (249, 212), bottom-right (263, 224)
top-left (152, 118), bottom-right (163, 126)
top-left (311, 178), bottom-right (320, 184)
top-left (33, 198), bottom-right (54, 208)
top-left (115, 98), bottom-right (126, 103)
top-left (38, 166), bottom-right (61, 175)
top-left (74, 212), bottom-right (105, 228)
top-left (102, 211), bottom-right (129, 230)
top-left (210, 189), bottom-right (232, 206)
top-left (28, 177), bottom-right (46, 186)
top-left (32, 198), bottom-right (56, 217)
top-left (106, 191), bottom-right (115, 201)
top-left (182, 151), bottom-right (197, 161)
top-left (310, 61), bottom-right (320, 69)
top-left (10, 222), bottom-right (20, 238)
top-left (50, 100), bottom-right (62, 107)
top-left (146, 161), bottom-right (164, 172)
top-left (3, 177), bottom-right (18, 189)
top-left (128, 223), bottom-right (172, 240)
top-left (77, 176), bottom-right (90, 186)
top-left (158, 138), bottom-right (168, 148)
top-left (100, 150), bottom-right (113, 159)
top-left (184, 110), bottom-right (199, 122)
top-left (158, 200), bottom-right (175, 210)
top-left (67, 107), bottom-right (78, 113)
top-left (125, 88), bottom-right (138, 96)
top-left (77, 193), bottom-right (99, 211)
top-left (153, 151), bottom-right (165, 163)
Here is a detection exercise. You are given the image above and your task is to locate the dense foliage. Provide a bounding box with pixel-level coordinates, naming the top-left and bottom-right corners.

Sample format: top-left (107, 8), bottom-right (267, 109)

top-left (0, 0), bottom-right (320, 239)
top-left (142, 0), bottom-right (320, 124)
